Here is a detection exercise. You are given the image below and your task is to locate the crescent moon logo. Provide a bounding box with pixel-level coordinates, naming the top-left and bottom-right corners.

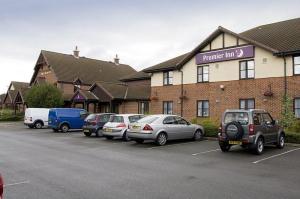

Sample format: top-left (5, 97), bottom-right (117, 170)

top-left (236, 49), bottom-right (244, 58)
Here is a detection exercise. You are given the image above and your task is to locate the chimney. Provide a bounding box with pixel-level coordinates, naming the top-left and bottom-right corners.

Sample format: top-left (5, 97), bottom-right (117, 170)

top-left (73, 46), bottom-right (80, 58)
top-left (114, 54), bottom-right (120, 65)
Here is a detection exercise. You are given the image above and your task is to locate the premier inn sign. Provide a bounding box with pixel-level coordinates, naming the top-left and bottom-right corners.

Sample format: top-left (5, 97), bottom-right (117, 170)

top-left (195, 45), bottom-right (254, 64)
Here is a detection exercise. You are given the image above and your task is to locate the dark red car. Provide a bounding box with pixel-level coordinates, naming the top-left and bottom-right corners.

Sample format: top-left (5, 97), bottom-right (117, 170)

top-left (0, 174), bottom-right (3, 199)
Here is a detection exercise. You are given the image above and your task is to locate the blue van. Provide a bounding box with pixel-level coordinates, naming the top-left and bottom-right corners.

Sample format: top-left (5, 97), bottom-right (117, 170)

top-left (48, 108), bottom-right (88, 132)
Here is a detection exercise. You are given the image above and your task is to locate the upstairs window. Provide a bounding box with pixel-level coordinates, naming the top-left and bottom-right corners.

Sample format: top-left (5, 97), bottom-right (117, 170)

top-left (163, 71), bottom-right (173, 85)
top-left (240, 99), bottom-right (255, 110)
top-left (163, 101), bottom-right (173, 114)
top-left (240, 60), bottom-right (255, 79)
top-left (197, 66), bottom-right (209, 83)
top-left (294, 56), bottom-right (300, 75)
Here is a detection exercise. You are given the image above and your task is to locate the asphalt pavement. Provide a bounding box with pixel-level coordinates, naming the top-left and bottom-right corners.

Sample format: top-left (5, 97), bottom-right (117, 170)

top-left (0, 122), bottom-right (300, 199)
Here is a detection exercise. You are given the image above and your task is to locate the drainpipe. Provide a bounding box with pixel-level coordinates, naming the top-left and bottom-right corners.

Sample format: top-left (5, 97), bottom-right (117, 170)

top-left (283, 54), bottom-right (287, 98)
top-left (179, 69), bottom-right (184, 117)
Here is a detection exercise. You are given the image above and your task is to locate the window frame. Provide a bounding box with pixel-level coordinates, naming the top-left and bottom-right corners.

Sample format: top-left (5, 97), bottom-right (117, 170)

top-left (163, 101), bottom-right (173, 114)
top-left (239, 59), bottom-right (255, 80)
top-left (294, 98), bottom-right (300, 118)
top-left (163, 71), bottom-right (173, 85)
top-left (197, 65), bottom-right (209, 83)
top-left (197, 100), bottom-right (209, 117)
top-left (293, 55), bottom-right (300, 76)
top-left (239, 98), bottom-right (255, 110)
top-left (138, 101), bottom-right (149, 114)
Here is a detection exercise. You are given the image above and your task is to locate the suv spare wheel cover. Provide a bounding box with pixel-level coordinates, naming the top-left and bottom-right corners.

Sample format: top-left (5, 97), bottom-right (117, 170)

top-left (225, 121), bottom-right (244, 140)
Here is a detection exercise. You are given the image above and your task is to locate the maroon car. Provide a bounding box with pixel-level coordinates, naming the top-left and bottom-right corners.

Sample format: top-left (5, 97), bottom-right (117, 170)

top-left (0, 174), bottom-right (3, 199)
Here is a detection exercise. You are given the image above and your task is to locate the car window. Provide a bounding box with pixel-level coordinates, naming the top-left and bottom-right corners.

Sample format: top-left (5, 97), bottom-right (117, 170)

top-left (175, 116), bottom-right (188, 125)
top-left (137, 116), bottom-right (159, 124)
top-left (163, 116), bottom-right (177, 124)
top-left (98, 114), bottom-right (112, 122)
top-left (253, 113), bottom-right (262, 125)
top-left (85, 114), bottom-right (96, 121)
top-left (110, 116), bottom-right (124, 123)
top-left (80, 110), bottom-right (88, 119)
top-left (129, 115), bottom-right (142, 123)
top-left (224, 112), bottom-right (249, 125)
top-left (262, 113), bottom-right (273, 124)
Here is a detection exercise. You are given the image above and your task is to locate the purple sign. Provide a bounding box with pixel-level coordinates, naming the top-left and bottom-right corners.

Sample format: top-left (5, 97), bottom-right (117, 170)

top-left (73, 93), bottom-right (85, 101)
top-left (196, 45), bottom-right (254, 64)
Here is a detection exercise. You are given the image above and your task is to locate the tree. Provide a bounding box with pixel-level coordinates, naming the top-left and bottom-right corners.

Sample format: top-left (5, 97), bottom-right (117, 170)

top-left (280, 95), bottom-right (296, 129)
top-left (25, 84), bottom-right (64, 108)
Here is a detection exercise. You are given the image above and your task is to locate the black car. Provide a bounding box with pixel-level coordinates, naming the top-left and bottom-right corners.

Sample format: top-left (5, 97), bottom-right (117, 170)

top-left (83, 113), bottom-right (115, 137)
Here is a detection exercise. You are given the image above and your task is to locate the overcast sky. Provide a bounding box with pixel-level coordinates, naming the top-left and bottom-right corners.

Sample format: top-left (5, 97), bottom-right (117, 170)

top-left (0, 0), bottom-right (299, 93)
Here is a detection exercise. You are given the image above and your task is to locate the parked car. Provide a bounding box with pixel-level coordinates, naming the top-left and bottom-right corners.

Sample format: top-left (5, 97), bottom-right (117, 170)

top-left (48, 108), bottom-right (88, 133)
top-left (83, 113), bottom-right (115, 137)
top-left (128, 114), bottom-right (205, 145)
top-left (0, 174), bottom-right (3, 199)
top-left (24, 108), bottom-right (50, 129)
top-left (102, 114), bottom-right (144, 141)
top-left (218, 109), bottom-right (285, 155)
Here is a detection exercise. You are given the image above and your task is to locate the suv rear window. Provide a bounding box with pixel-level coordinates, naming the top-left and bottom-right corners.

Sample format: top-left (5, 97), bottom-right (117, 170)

top-left (109, 116), bottom-right (124, 123)
top-left (224, 112), bottom-right (249, 125)
top-left (85, 114), bottom-right (96, 121)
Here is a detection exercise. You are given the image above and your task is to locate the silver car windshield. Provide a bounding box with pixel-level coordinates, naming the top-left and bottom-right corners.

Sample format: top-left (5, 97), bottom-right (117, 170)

top-left (109, 116), bottom-right (124, 123)
top-left (224, 112), bottom-right (249, 125)
top-left (137, 116), bottom-right (159, 124)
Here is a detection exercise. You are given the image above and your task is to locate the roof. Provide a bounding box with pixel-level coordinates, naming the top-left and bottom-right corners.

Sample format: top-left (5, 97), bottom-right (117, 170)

top-left (31, 50), bottom-right (137, 85)
top-left (17, 87), bottom-right (30, 103)
top-left (5, 90), bottom-right (18, 103)
top-left (143, 53), bottom-right (189, 73)
top-left (0, 94), bottom-right (6, 103)
top-left (119, 71), bottom-right (151, 82)
top-left (11, 81), bottom-right (29, 90)
top-left (72, 89), bottom-right (98, 101)
top-left (240, 18), bottom-right (300, 55)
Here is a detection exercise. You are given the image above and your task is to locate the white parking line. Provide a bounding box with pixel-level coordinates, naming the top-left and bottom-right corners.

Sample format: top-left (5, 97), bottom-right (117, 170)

top-left (192, 149), bottom-right (220, 156)
top-left (253, 148), bottom-right (300, 164)
top-left (4, 180), bottom-right (30, 187)
top-left (147, 141), bottom-right (197, 149)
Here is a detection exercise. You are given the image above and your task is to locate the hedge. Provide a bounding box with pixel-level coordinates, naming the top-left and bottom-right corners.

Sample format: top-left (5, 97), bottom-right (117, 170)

top-left (191, 118), bottom-right (219, 137)
top-left (0, 109), bottom-right (23, 122)
top-left (285, 132), bottom-right (300, 144)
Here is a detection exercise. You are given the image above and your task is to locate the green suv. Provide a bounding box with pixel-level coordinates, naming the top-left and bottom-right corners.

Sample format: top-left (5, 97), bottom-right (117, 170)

top-left (218, 109), bottom-right (285, 155)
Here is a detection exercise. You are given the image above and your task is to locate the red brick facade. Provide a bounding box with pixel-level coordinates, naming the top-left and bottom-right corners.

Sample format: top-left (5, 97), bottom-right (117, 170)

top-left (150, 76), bottom-right (300, 121)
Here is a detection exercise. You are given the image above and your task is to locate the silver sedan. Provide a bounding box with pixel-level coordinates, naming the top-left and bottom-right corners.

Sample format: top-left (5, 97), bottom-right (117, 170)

top-left (127, 114), bottom-right (205, 145)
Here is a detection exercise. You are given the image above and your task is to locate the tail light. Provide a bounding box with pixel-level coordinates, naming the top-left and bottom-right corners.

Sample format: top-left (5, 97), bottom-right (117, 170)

top-left (117, 123), bottom-right (126, 128)
top-left (90, 121), bottom-right (97, 126)
top-left (249, 124), bottom-right (255, 135)
top-left (218, 124), bottom-right (225, 135)
top-left (143, 124), bottom-right (153, 131)
top-left (29, 117), bottom-right (32, 122)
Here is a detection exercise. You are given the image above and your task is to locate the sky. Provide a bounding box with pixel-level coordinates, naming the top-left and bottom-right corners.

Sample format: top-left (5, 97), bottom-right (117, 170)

top-left (0, 0), bottom-right (299, 93)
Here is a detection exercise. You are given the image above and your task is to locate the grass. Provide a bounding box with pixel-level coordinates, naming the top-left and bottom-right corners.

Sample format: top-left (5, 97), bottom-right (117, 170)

top-left (0, 109), bottom-right (24, 122)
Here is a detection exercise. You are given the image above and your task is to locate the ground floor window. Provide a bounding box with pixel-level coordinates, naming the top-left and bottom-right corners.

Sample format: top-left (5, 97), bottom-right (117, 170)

top-left (295, 98), bottom-right (300, 118)
top-left (163, 101), bottom-right (173, 114)
top-left (239, 99), bottom-right (255, 110)
top-left (197, 100), bottom-right (209, 117)
top-left (139, 101), bottom-right (149, 114)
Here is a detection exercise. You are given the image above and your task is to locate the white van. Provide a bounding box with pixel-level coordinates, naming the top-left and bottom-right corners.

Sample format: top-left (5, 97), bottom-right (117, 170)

top-left (24, 108), bottom-right (50, 129)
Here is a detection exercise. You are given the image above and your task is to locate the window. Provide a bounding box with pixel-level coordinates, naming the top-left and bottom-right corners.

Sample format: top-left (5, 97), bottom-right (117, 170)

top-left (294, 56), bottom-right (300, 75)
top-left (295, 98), bottom-right (300, 118)
top-left (163, 71), bottom-right (173, 85)
top-left (175, 116), bottom-right (189, 125)
top-left (163, 116), bottom-right (176, 124)
top-left (197, 66), bottom-right (209, 82)
top-left (80, 110), bottom-right (88, 119)
top-left (163, 101), bottom-right (173, 114)
top-left (253, 113), bottom-right (262, 125)
top-left (139, 101), bottom-right (149, 114)
top-left (240, 60), bottom-right (255, 79)
top-left (224, 112), bottom-right (249, 125)
top-left (239, 99), bottom-right (255, 110)
top-left (197, 100), bottom-right (209, 117)
top-left (262, 113), bottom-right (273, 125)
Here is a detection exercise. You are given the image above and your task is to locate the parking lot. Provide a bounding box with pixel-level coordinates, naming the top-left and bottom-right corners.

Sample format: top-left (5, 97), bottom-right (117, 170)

top-left (1, 122), bottom-right (300, 199)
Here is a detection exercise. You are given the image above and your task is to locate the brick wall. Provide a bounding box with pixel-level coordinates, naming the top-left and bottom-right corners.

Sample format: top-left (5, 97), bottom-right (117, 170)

top-left (150, 76), bottom-right (300, 121)
top-left (119, 101), bottom-right (139, 114)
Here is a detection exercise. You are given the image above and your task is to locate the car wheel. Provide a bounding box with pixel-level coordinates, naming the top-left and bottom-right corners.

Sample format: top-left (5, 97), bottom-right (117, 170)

top-left (34, 121), bottom-right (43, 129)
top-left (95, 129), bottom-right (103, 137)
top-left (253, 137), bottom-right (264, 155)
top-left (156, 133), bottom-right (167, 146)
top-left (61, 124), bottom-right (69, 133)
top-left (28, 125), bottom-right (34, 129)
top-left (122, 131), bottom-right (130, 141)
top-left (219, 141), bottom-right (231, 152)
top-left (134, 139), bottom-right (144, 144)
top-left (276, 134), bottom-right (285, 149)
top-left (84, 131), bottom-right (92, 137)
top-left (193, 130), bottom-right (203, 141)
top-left (105, 136), bottom-right (113, 140)
top-left (52, 128), bottom-right (58, 132)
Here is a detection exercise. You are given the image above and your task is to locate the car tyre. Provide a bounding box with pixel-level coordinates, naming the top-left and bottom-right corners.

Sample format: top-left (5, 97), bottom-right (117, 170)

top-left (122, 131), bottom-right (130, 141)
top-left (156, 133), bottom-right (167, 146)
top-left (105, 136), bottom-right (113, 140)
top-left (52, 128), bottom-right (59, 132)
top-left (276, 133), bottom-right (285, 149)
top-left (134, 139), bottom-right (144, 144)
top-left (193, 130), bottom-right (203, 141)
top-left (34, 121), bottom-right (43, 129)
top-left (219, 141), bottom-right (231, 152)
top-left (84, 131), bottom-right (92, 137)
top-left (61, 124), bottom-right (69, 133)
top-left (28, 125), bottom-right (34, 129)
top-left (253, 137), bottom-right (264, 155)
top-left (95, 129), bottom-right (102, 137)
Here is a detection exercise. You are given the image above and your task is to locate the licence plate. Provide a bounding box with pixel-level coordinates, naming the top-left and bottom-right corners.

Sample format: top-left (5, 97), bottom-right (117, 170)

top-left (229, 141), bottom-right (242, 145)
top-left (105, 128), bottom-right (113, 132)
top-left (84, 130), bottom-right (90, 133)
top-left (132, 125), bottom-right (140, 130)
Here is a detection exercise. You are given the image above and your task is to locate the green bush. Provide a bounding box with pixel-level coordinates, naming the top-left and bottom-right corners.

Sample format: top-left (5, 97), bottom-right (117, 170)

top-left (285, 132), bottom-right (300, 144)
top-left (286, 120), bottom-right (300, 133)
top-left (191, 118), bottom-right (219, 137)
top-left (0, 109), bottom-right (23, 121)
